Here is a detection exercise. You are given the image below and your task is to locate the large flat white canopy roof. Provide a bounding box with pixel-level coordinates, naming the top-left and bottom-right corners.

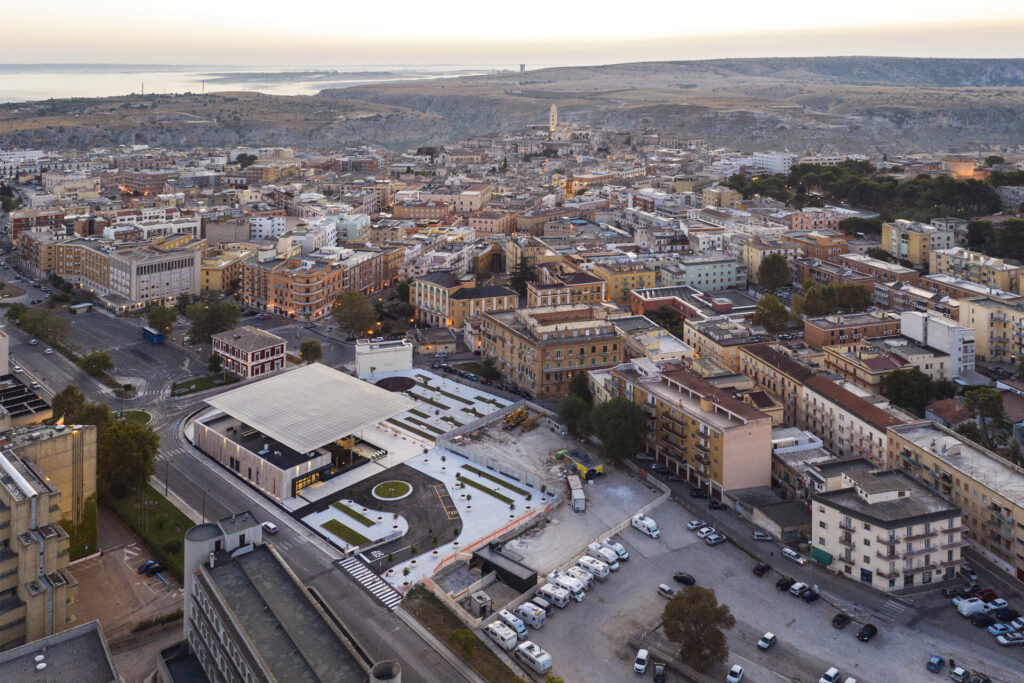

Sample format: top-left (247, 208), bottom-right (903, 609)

top-left (204, 363), bottom-right (416, 454)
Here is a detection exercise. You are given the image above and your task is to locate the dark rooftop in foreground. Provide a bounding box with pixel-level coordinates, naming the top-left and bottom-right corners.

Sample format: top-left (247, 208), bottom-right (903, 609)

top-left (205, 544), bottom-right (364, 682)
top-left (814, 469), bottom-right (960, 527)
top-left (0, 620), bottom-right (118, 681)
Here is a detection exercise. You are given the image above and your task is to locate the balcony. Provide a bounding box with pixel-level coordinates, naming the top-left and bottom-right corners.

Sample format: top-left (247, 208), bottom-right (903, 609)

top-left (904, 545), bottom-right (936, 558)
top-left (876, 567), bottom-right (900, 579)
top-left (839, 536), bottom-right (855, 549)
top-left (876, 550), bottom-right (900, 562)
top-left (695, 454), bottom-right (709, 465)
top-left (876, 534), bottom-right (899, 546)
top-left (941, 539), bottom-right (970, 550)
top-left (838, 520), bottom-right (855, 532)
top-left (904, 529), bottom-right (938, 542)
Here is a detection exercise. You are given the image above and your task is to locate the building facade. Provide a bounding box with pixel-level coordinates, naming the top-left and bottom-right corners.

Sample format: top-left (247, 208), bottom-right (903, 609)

top-left (881, 220), bottom-right (954, 266)
top-left (211, 327), bottom-right (286, 379)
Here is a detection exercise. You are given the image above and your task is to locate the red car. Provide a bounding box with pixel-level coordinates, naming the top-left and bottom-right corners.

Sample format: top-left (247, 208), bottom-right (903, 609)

top-left (975, 588), bottom-right (998, 602)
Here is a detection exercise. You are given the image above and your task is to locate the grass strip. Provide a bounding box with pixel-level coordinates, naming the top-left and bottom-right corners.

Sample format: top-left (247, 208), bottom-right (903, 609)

top-left (386, 418), bottom-right (435, 440)
top-left (433, 387), bottom-right (474, 405)
top-left (460, 407), bottom-right (484, 418)
top-left (406, 417), bottom-right (446, 435)
top-left (320, 519), bottom-right (370, 546)
top-left (475, 396), bottom-right (503, 406)
top-left (461, 464), bottom-right (529, 497)
top-left (105, 484), bottom-right (192, 579)
top-left (441, 416), bottom-right (463, 427)
top-left (408, 408), bottom-right (430, 418)
top-left (171, 374), bottom-right (239, 395)
top-left (457, 474), bottom-right (513, 505)
top-left (405, 390), bottom-right (450, 410)
top-left (331, 501), bottom-right (374, 527)
top-left (403, 587), bottom-right (521, 683)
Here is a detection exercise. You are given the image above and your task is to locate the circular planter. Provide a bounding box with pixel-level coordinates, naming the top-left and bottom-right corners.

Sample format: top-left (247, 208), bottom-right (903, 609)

top-left (372, 480), bottom-right (413, 501)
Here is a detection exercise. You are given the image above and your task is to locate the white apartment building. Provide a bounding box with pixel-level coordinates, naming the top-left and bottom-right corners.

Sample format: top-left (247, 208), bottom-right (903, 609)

top-left (354, 338), bottom-right (413, 377)
top-left (249, 215), bottom-right (287, 241)
top-left (810, 460), bottom-right (965, 592)
top-left (663, 252), bottom-right (747, 291)
top-left (753, 151), bottom-right (798, 175)
top-left (899, 311), bottom-right (975, 378)
top-left (336, 213), bottom-right (371, 240)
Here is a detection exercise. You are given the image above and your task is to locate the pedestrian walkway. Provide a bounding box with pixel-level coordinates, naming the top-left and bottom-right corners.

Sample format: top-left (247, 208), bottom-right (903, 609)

top-left (339, 556), bottom-right (404, 611)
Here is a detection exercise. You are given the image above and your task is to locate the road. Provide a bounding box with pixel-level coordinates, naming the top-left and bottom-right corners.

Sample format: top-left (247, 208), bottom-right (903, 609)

top-left (2, 302), bottom-right (471, 683)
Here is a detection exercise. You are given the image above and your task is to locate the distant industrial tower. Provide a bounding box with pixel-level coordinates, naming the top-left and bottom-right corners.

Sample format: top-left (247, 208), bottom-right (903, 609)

top-left (520, 64), bottom-right (526, 73)
top-left (549, 104), bottom-right (558, 133)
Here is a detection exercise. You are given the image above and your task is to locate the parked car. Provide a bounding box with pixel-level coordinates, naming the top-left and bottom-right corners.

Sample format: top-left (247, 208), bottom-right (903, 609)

top-left (832, 613), bottom-right (851, 629)
top-left (137, 560), bottom-right (156, 574)
top-left (667, 474), bottom-right (683, 482)
top-left (696, 526), bottom-right (716, 539)
top-left (726, 664), bottom-right (744, 683)
top-left (657, 584), bottom-right (676, 599)
top-left (757, 632), bottom-right (776, 650)
top-left (819, 668), bottom-right (842, 683)
top-left (803, 589), bottom-right (820, 603)
top-left (856, 624), bottom-right (878, 642)
top-left (986, 598), bottom-right (1008, 611)
top-left (970, 613), bottom-right (996, 628)
top-left (1010, 617), bottom-right (1024, 631)
top-left (651, 464), bottom-right (670, 475)
top-left (708, 499), bottom-right (726, 510)
top-left (634, 648), bottom-right (649, 674)
top-left (687, 519), bottom-right (708, 531)
top-left (782, 547), bottom-right (807, 565)
top-left (776, 577), bottom-right (796, 591)
top-left (926, 655), bottom-right (945, 673)
top-left (960, 564), bottom-right (978, 581)
top-left (789, 582), bottom-right (809, 597)
top-left (995, 607), bottom-right (1019, 622)
top-left (949, 668), bottom-right (970, 683)
top-left (987, 623), bottom-right (1014, 636)
top-left (996, 632), bottom-right (1024, 647)
top-left (262, 521), bottom-right (279, 535)
top-left (652, 662), bottom-right (666, 683)
top-left (634, 453), bottom-right (654, 462)
top-left (27, 338), bottom-right (38, 345)
top-left (753, 562), bottom-right (771, 577)
top-left (673, 572), bottom-right (695, 585)
top-left (704, 533), bottom-right (727, 546)
top-left (11, 365), bottom-right (20, 373)
top-left (975, 589), bottom-right (998, 602)
top-left (752, 531), bottom-right (773, 541)
top-left (689, 488), bottom-right (708, 499)
top-left (30, 382), bottom-right (40, 390)
top-left (44, 347), bottom-right (53, 354)
top-left (145, 563), bottom-right (164, 576)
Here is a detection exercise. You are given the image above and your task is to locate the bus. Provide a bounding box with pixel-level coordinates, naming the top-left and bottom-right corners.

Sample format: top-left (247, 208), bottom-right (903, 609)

top-left (141, 326), bottom-right (165, 344)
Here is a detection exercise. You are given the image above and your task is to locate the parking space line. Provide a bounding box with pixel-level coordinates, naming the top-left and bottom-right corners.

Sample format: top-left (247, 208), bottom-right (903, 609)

top-left (433, 485), bottom-right (458, 520)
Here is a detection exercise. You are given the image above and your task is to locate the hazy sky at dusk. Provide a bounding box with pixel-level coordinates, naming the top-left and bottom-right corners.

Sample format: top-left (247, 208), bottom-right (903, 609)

top-left (3, 0), bottom-right (1024, 64)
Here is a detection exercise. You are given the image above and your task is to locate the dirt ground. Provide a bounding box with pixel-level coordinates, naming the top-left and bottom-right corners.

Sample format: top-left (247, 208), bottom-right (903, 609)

top-left (455, 419), bottom-right (593, 486)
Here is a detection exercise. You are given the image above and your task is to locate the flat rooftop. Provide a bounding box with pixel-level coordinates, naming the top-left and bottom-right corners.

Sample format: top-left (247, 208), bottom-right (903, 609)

top-left (204, 363), bottom-right (415, 454)
top-left (816, 470), bottom-right (960, 526)
top-left (206, 545), bottom-right (364, 682)
top-left (0, 620), bottom-right (117, 681)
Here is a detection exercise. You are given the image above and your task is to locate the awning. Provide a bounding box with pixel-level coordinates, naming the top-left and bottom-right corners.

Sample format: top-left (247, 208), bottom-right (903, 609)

top-left (811, 547), bottom-right (833, 566)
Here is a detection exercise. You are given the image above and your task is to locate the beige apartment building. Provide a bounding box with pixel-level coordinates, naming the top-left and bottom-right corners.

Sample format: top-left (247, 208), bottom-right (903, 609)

top-left (959, 296), bottom-right (1024, 364)
top-left (606, 359), bottom-right (772, 498)
top-left (929, 247), bottom-right (1022, 293)
top-left (881, 220), bottom-right (955, 266)
top-left (742, 239), bottom-right (801, 286)
top-left (683, 318), bottom-right (762, 373)
top-left (738, 343), bottom-right (814, 426)
top-left (811, 459), bottom-right (964, 592)
top-left (0, 442), bottom-right (78, 650)
top-left (480, 305), bottom-right (621, 398)
top-left (888, 421), bottom-right (1024, 582)
top-left (801, 375), bottom-right (903, 468)
top-left (201, 247), bottom-right (255, 292)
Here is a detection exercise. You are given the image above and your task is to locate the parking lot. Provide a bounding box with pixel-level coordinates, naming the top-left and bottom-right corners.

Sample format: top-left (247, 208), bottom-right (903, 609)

top-left (507, 498), bottom-right (1024, 683)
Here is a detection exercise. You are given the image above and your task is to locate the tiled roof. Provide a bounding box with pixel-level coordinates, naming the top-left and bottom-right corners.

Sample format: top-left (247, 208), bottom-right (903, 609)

top-left (742, 343), bottom-right (815, 381)
top-left (803, 375), bottom-right (904, 432)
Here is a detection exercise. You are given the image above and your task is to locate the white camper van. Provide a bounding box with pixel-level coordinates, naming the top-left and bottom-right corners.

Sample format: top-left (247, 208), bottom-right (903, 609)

top-left (484, 621), bottom-right (517, 651)
top-left (575, 555), bottom-right (610, 581)
top-left (550, 573), bottom-right (586, 601)
top-left (514, 641), bottom-right (553, 674)
top-left (587, 542), bottom-right (620, 570)
top-left (538, 583), bottom-right (570, 608)
top-left (514, 602), bottom-right (547, 629)
top-left (565, 565), bottom-right (595, 590)
top-left (632, 513), bottom-right (660, 538)
top-left (497, 609), bottom-right (528, 640)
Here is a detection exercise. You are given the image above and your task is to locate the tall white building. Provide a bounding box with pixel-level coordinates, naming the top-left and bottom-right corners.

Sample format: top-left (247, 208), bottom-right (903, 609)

top-left (249, 215), bottom-right (287, 241)
top-left (900, 311), bottom-right (975, 378)
top-left (753, 151), bottom-right (798, 176)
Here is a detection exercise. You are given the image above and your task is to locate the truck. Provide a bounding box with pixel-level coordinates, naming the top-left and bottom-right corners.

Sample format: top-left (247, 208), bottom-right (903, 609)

top-left (568, 474), bottom-right (586, 512)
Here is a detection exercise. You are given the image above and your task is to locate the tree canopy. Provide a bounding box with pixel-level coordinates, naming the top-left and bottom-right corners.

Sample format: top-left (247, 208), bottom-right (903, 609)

top-left (964, 387), bottom-right (1005, 448)
top-left (753, 294), bottom-right (790, 334)
top-left (146, 305), bottom-right (178, 333)
top-left (508, 256), bottom-right (537, 296)
top-left (16, 309), bottom-right (72, 346)
top-left (78, 351), bottom-right (114, 377)
top-left (99, 419), bottom-right (160, 499)
top-left (791, 283), bottom-right (871, 318)
top-left (300, 339), bottom-right (323, 364)
top-left (333, 292), bottom-right (378, 336)
top-left (588, 398), bottom-right (647, 462)
top-left (662, 585), bottom-right (736, 673)
top-left (964, 219), bottom-right (1024, 262)
top-left (881, 368), bottom-right (957, 416)
top-left (558, 394), bottom-right (591, 436)
top-left (568, 371), bottom-right (593, 406)
top-left (185, 296), bottom-right (242, 345)
top-left (757, 253), bottom-right (791, 291)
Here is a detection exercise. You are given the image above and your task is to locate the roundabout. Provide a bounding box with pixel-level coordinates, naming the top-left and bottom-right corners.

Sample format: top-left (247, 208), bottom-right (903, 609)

top-left (372, 480), bottom-right (413, 501)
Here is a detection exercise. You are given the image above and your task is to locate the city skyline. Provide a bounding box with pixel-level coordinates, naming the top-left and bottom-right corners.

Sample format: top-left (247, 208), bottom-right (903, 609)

top-left (3, 1), bottom-right (1024, 64)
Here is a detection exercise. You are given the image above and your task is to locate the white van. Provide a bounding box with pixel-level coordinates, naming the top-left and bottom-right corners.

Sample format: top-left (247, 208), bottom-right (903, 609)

top-left (587, 542), bottom-right (620, 570)
top-left (484, 621), bottom-right (517, 651)
top-left (514, 641), bottom-right (553, 674)
top-left (497, 609), bottom-right (528, 640)
top-left (530, 596), bottom-right (554, 616)
top-left (565, 565), bottom-right (594, 590)
top-left (782, 547), bottom-right (807, 565)
top-left (538, 583), bottom-right (570, 608)
top-left (957, 597), bottom-right (989, 617)
top-left (632, 513), bottom-right (660, 538)
top-left (514, 602), bottom-right (547, 629)
top-left (548, 572), bottom-right (586, 601)
top-left (575, 555), bottom-right (610, 581)
top-left (601, 537), bottom-right (629, 561)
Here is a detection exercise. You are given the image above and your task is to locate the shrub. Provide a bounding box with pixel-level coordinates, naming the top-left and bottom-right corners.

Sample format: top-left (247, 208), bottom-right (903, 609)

top-left (163, 539), bottom-right (182, 554)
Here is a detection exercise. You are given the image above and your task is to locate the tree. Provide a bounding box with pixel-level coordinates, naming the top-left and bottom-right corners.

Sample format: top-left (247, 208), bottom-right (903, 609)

top-left (448, 628), bottom-right (475, 658)
top-left (19, 310), bottom-right (71, 346)
top-left (881, 368), bottom-right (934, 416)
top-left (4, 302), bottom-right (27, 322)
top-left (753, 294), bottom-right (790, 333)
top-left (299, 339), bottom-right (323, 364)
top-left (51, 384), bottom-right (87, 424)
top-left (985, 155), bottom-right (1005, 167)
top-left (965, 387), bottom-right (1005, 447)
top-left (558, 394), bottom-right (591, 435)
top-left (208, 353), bottom-right (223, 374)
top-left (236, 153), bottom-right (257, 168)
top-left (146, 305), bottom-right (177, 333)
top-left (508, 256), bottom-right (537, 296)
top-left (333, 292), bottom-right (378, 337)
top-left (396, 277), bottom-right (413, 303)
top-left (98, 420), bottom-right (159, 499)
top-left (175, 293), bottom-right (197, 315)
top-left (568, 371), bottom-right (593, 406)
top-left (757, 253), bottom-right (791, 290)
top-left (662, 585), bottom-right (735, 673)
top-left (78, 351), bottom-right (114, 377)
top-left (185, 296), bottom-right (241, 345)
top-left (477, 357), bottom-right (500, 381)
top-left (588, 398), bottom-right (647, 462)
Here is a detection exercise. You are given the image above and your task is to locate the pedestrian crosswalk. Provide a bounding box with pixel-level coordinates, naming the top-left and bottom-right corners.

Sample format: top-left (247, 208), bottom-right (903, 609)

top-left (883, 599), bottom-right (910, 615)
top-left (339, 556), bottom-right (403, 610)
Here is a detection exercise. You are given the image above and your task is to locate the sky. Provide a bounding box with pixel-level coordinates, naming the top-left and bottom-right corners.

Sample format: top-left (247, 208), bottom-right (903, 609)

top-left (3, 0), bottom-right (1024, 65)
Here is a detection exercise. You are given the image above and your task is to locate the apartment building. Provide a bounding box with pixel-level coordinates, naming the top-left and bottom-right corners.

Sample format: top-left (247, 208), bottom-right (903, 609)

top-left (801, 376), bottom-right (902, 467)
top-left (958, 297), bottom-right (1024, 364)
top-left (669, 252), bottom-right (747, 291)
top-left (683, 318), bottom-right (763, 372)
top-left (793, 258), bottom-right (875, 292)
top-left (779, 232), bottom-right (848, 263)
top-left (526, 268), bottom-right (605, 308)
top-left (120, 168), bottom-right (178, 195)
top-left (888, 421), bottom-right (1024, 582)
top-left (837, 253), bottom-right (920, 284)
top-left (182, 513), bottom-right (366, 682)
top-left (468, 209), bottom-right (517, 235)
top-left (929, 247), bottom-right (1022, 293)
top-left (881, 220), bottom-right (955, 266)
top-left (701, 186), bottom-right (742, 209)
top-left (804, 312), bottom-right (902, 350)
top-left (411, 271), bottom-right (518, 328)
top-left (742, 239), bottom-right (802, 286)
top-left (811, 460), bottom-right (964, 592)
top-left (788, 208), bottom-right (843, 232)
top-left (9, 208), bottom-right (65, 242)
top-left (873, 280), bottom-right (960, 321)
top-left (752, 151), bottom-right (797, 175)
top-left (922, 274), bottom-right (1023, 305)
top-left (16, 231), bottom-right (58, 278)
top-left (738, 343), bottom-right (814, 425)
top-left (0, 443), bottom-right (78, 650)
top-left (211, 327), bottom-right (286, 379)
top-left (590, 259), bottom-right (657, 304)
top-left (480, 305), bottom-right (621, 398)
top-left (392, 200), bottom-right (452, 221)
top-left (606, 359), bottom-right (773, 498)
top-left (900, 311), bottom-right (975, 378)
top-left (200, 247), bottom-right (254, 292)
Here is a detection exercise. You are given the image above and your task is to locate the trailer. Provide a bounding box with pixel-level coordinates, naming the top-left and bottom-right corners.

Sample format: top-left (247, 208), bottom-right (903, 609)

top-left (567, 474), bottom-right (586, 512)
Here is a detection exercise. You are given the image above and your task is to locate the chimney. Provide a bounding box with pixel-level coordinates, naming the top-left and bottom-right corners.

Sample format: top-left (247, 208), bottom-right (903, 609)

top-left (208, 552), bottom-right (216, 569)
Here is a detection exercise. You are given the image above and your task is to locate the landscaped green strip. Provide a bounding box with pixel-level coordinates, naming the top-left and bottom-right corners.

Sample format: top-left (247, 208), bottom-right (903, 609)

top-left (475, 396), bottom-right (503, 406)
top-left (386, 418), bottom-right (435, 440)
top-left (105, 484), bottom-right (191, 579)
top-left (171, 374), bottom-right (239, 395)
top-left (457, 474), bottom-right (514, 505)
top-left (461, 465), bottom-right (529, 496)
top-left (331, 502), bottom-right (374, 527)
top-left (321, 519), bottom-right (370, 546)
top-left (433, 387), bottom-right (474, 405)
top-left (416, 374), bottom-right (433, 382)
top-left (441, 416), bottom-right (463, 427)
top-left (461, 407), bottom-right (484, 418)
top-left (408, 408), bottom-right (430, 418)
top-left (405, 390), bottom-right (450, 410)
top-left (406, 417), bottom-right (446, 435)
